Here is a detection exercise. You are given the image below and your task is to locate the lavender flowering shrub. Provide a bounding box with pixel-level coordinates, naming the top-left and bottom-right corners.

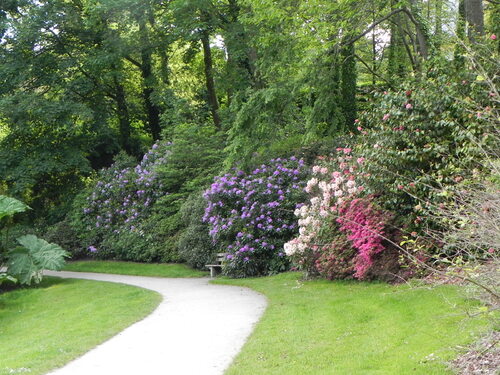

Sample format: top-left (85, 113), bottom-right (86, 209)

top-left (203, 157), bottom-right (309, 277)
top-left (72, 143), bottom-right (171, 261)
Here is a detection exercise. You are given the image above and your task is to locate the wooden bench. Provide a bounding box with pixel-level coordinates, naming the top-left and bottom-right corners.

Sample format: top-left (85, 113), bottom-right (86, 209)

top-left (206, 253), bottom-right (226, 278)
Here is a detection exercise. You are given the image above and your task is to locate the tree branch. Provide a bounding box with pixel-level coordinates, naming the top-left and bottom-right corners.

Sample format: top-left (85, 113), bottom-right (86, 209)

top-left (354, 53), bottom-right (394, 88)
top-left (124, 55), bottom-right (142, 69)
top-left (345, 8), bottom-right (407, 46)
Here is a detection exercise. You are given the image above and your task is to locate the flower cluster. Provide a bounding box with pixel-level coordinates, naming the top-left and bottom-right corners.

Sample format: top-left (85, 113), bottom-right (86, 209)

top-left (285, 150), bottom-right (393, 280)
top-left (337, 198), bottom-right (391, 279)
top-left (79, 142), bottom-right (171, 253)
top-left (284, 150), bottom-right (362, 257)
top-left (203, 157), bottom-right (308, 277)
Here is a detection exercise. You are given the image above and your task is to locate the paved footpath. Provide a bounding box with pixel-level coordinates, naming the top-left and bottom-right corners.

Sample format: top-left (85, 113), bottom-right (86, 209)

top-left (44, 271), bottom-right (267, 375)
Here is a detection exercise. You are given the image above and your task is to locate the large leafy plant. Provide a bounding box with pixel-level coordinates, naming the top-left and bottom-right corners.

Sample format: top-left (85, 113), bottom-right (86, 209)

top-left (0, 195), bottom-right (68, 285)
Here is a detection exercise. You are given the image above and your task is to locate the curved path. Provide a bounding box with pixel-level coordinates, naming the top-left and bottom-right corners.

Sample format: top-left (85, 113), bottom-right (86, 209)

top-left (44, 271), bottom-right (267, 375)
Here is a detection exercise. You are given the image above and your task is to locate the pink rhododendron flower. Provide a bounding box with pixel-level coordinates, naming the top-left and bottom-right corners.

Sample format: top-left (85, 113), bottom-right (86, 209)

top-left (491, 34), bottom-right (497, 40)
top-left (405, 103), bottom-right (412, 109)
top-left (382, 114), bottom-right (390, 121)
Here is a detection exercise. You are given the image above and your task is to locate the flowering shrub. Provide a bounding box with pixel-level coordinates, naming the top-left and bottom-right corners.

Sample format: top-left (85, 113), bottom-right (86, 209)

top-left (72, 143), bottom-right (171, 260)
top-left (337, 198), bottom-right (392, 278)
top-left (203, 157), bottom-right (308, 277)
top-left (285, 151), bottom-right (397, 280)
top-left (67, 124), bottom-right (225, 262)
top-left (353, 63), bottom-right (497, 237)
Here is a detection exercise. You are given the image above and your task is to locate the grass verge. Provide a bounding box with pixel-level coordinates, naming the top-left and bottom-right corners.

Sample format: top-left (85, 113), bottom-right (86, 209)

top-left (63, 260), bottom-right (208, 277)
top-left (214, 272), bottom-right (492, 375)
top-left (0, 277), bottom-right (161, 375)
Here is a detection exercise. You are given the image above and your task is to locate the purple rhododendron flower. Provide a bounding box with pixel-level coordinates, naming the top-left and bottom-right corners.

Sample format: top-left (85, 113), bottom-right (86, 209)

top-left (203, 157), bottom-right (308, 276)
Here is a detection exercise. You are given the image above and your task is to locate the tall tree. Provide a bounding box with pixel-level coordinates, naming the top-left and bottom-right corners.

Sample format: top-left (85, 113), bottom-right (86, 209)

top-left (200, 26), bottom-right (221, 128)
top-left (340, 41), bottom-right (357, 130)
top-left (465, 0), bottom-right (485, 40)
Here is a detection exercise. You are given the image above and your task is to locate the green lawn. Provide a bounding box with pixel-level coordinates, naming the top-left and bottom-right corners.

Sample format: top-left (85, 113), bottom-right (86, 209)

top-left (63, 260), bottom-right (208, 277)
top-left (0, 277), bottom-right (161, 375)
top-left (215, 272), bottom-right (491, 375)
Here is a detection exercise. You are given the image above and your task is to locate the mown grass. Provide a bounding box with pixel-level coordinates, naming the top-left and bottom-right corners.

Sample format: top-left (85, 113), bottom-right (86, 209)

top-left (0, 277), bottom-right (161, 375)
top-left (215, 272), bottom-right (491, 375)
top-left (63, 260), bottom-right (208, 277)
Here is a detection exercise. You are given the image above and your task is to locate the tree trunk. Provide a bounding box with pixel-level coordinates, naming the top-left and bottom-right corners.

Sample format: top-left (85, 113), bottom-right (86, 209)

top-left (200, 30), bottom-right (221, 129)
top-left (388, 1), bottom-right (406, 79)
top-left (454, 0), bottom-right (466, 66)
top-left (138, 13), bottom-right (162, 141)
top-left (113, 77), bottom-right (133, 154)
top-left (371, 6), bottom-right (377, 86)
top-left (465, 0), bottom-right (484, 41)
top-left (407, 0), bottom-right (429, 60)
top-left (225, 0), bottom-right (254, 93)
top-left (340, 41), bottom-right (357, 130)
top-left (434, 0), bottom-right (443, 49)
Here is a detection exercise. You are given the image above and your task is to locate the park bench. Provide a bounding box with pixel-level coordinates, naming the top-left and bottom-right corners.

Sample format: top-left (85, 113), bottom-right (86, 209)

top-left (205, 253), bottom-right (226, 278)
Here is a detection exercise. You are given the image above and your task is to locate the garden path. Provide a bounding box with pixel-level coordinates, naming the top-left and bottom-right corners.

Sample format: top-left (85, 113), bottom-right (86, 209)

top-left (43, 271), bottom-right (267, 375)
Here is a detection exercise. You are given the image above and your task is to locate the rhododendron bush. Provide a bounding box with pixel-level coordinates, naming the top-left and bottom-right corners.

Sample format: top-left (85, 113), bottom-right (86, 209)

top-left (203, 157), bottom-right (308, 277)
top-left (71, 143), bottom-right (171, 261)
top-left (352, 65), bottom-right (497, 239)
top-left (285, 150), bottom-right (399, 280)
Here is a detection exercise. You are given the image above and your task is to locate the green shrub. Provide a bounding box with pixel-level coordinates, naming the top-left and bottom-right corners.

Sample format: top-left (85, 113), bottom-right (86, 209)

top-left (354, 62), bottom-right (497, 235)
top-left (44, 219), bottom-right (85, 259)
top-left (66, 124), bottom-right (225, 262)
top-left (178, 192), bottom-right (216, 269)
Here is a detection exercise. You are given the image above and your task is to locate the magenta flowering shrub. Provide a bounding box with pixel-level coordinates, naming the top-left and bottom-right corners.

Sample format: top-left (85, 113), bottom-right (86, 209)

top-left (285, 150), bottom-right (397, 280)
top-left (203, 157), bottom-right (308, 277)
top-left (72, 142), bottom-right (171, 260)
top-left (337, 198), bottom-right (392, 279)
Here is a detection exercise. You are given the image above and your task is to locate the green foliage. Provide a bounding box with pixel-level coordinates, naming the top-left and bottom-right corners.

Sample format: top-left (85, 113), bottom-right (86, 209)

top-left (66, 123), bottom-right (224, 262)
top-left (43, 219), bottom-right (85, 259)
top-left (354, 60), bottom-right (497, 233)
top-left (0, 195), bottom-right (68, 285)
top-left (177, 192), bottom-right (217, 269)
top-left (340, 42), bottom-right (357, 130)
top-left (226, 87), bottom-right (306, 166)
top-left (0, 195), bottom-right (28, 220)
top-left (7, 235), bottom-right (68, 285)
